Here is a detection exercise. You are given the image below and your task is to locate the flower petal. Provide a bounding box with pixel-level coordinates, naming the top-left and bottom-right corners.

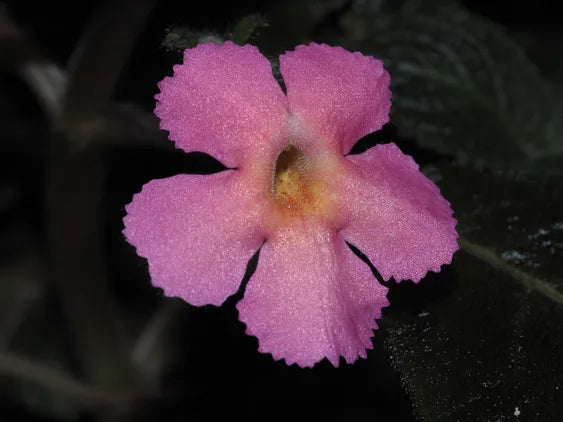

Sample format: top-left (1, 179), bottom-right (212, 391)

top-left (155, 42), bottom-right (288, 167)
top-left (280, 43), bottom-right (391, 155)
top-left (237, 221), bottom-right (389, 368)
top-left (339, 143), bottom-right (459, 283)
top-left (123, 171), bottom-right (266, 306)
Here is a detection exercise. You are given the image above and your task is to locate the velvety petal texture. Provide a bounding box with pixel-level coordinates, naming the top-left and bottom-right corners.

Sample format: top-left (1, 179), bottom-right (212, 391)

top-left (339, 143), bottom-right (459, 283)
top-left (125, 42), bottom-right (458, 368)
top-left (237, 221), bottom-right (389, 368)
top-left (123, 171), bottom-right (266, 306)
top-left (280, 43), bottom-right (391, 155)
top-left (155, 42), bottom-right (288, 167)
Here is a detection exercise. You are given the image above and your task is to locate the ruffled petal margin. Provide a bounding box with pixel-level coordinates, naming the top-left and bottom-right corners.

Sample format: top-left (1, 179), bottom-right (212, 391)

top-left (280, 43), bottom-right (390, 155)
top-left (237, 220), bottom-right (389, 368)
top-left (155, 41), bottom-right (288, 167)
top-left (123, 171), bottom-right (266, 306)
top-left (339, 143), bottom-right (459, 283)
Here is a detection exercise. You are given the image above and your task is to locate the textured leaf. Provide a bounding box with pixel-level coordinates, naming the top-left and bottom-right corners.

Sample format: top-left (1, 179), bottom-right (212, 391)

top-left (381, 165), bottom-right (563, 421)
top-left (385, 258), bottom-right (563, 422)
top-left (342, 2), bottom-right (563, 165)
top-left (443, 166), bottom-right (563, 294)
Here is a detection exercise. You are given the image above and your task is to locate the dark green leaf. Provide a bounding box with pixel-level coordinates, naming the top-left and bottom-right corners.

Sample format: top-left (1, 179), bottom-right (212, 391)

top-left (442, 166), bottom-right (563, 294)
top-left (342, 2), bottom-right (563, 166)
top-left (382, 165), bottom-right (563, 421)
top-left (385, 255), bottom-right (563, 421)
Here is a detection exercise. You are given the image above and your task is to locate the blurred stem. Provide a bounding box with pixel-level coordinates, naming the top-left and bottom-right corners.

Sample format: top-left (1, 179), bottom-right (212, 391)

top-left (47, 137), bottom-right (135, 387)
top-left (460, 238), bottom-right (563, 306)
top-left (1, 4), bottom-right (165, 148)
top-left (4, 0), bottom-right (165, 397)
top-left (0, 351), bottom-right (125, 408)
top-left (45, 0), bottom-right (155, 390)
top-left (63, 0), bottom-right (156, 128)
top-left (0, 253), bottom-right (43, 349)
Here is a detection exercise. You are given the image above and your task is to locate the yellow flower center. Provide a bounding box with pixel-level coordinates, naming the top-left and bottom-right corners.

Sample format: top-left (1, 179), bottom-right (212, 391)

top-left (270, 145), bottom-right (336, 222)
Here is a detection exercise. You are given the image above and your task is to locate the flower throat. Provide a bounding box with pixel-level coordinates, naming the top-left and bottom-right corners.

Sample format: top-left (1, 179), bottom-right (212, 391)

top-left (272, 145), bottom-right (323, 215)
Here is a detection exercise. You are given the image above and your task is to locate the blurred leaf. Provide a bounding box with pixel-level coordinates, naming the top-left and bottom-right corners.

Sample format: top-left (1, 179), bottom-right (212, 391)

top-left (544, 97), bottom-right (563, 155)
top-left (342, 1), bottom-right (563, 167)
top-left (258, 0), bottom-right (349, 54)
top-left (64, 0), bottom-right (156, 125)
top-left (65, 103), bottom-right (169, 149)
top-left (0, 253), bottom-right (42, 349)
top-left (5, 255), bottom-right (80, 418)
top-left (0, 8), bottom-right (66, 121)
top-left (231, 14), bottom-right (268, 46)
top-left (161, 14), bottom-right (267, 53)
top-left (382, 165), bottom-right (563, 421)
top-left (162, 26), bottom-right (224, 51)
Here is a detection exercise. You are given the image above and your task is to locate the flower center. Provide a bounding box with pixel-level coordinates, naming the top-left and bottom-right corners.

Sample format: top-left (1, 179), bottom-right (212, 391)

top-left (272, 145), bottom-right (325, 216)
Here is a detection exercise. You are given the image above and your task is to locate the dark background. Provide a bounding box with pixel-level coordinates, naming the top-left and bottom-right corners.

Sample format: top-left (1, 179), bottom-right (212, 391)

top-left (1, 0), bottom-right (562, 421)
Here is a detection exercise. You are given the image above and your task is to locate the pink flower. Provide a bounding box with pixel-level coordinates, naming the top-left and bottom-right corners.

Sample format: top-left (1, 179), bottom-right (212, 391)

top-left (123, 42), bottom-right (458, 367)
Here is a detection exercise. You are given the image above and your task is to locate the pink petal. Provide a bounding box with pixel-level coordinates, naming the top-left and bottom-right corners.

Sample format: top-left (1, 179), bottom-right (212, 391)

top-left (279, 43), bottom-right (391, 155)
top-left (123, 171), bottom-right (266, 306)
top-left (237, 221), bottom-right (389, 368)
top-left (339, 143), bottom-right (459, 283)
top-left (155, 42), bottom-right (288, 167)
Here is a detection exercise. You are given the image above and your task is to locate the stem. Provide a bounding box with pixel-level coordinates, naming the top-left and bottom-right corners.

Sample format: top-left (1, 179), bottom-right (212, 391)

top-left (460, 238), bottom-right (563, 306)
top-left (63, 0), bottom-right (156, 125)
top-left (47, 138), bottom-right (134, 387)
